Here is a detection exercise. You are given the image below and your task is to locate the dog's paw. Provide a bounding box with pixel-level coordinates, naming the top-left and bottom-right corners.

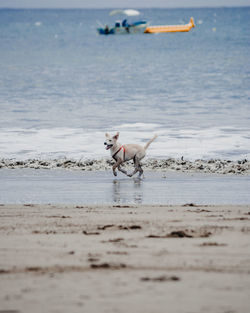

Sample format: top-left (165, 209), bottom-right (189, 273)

top-left (113, 171), bottom-right (117, 177)
top-left (127, 174), bottom-right (132, 177)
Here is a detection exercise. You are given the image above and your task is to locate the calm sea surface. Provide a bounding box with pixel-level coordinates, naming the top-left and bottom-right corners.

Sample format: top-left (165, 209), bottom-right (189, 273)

top-left (0, 8), bottom-right (249, 160)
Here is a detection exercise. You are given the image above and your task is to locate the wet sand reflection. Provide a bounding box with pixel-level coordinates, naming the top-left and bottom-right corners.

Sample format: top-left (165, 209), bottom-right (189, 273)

top-left (112, 178), bottom-right (143, 204)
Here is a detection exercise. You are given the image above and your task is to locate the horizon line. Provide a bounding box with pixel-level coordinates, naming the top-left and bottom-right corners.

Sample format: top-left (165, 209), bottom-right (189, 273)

top-left (1, 5), bottom-right (250, 9)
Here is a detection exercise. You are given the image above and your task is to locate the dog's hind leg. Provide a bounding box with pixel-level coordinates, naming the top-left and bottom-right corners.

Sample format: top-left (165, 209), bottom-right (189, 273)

top-left (128, 167), bottom-right (139, 177)
top-left (138, 163), bottom-right (144, 178)
top-left (128, 156), bottom-right (140, 177)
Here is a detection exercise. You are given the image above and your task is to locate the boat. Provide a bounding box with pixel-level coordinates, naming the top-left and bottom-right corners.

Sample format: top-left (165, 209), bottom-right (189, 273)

top-left (97, 10), bottom-right (195, 35)
top-left (97, 9), bottom-right (148, 35)
top-left (144, 17), bottom-right (195, 34)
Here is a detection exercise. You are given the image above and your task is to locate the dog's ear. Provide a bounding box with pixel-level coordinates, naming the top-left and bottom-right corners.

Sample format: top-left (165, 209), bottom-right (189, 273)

top-left (105, 133), bottom-right (109, 138)
top-left (113, 132), bottom-right (119, 140)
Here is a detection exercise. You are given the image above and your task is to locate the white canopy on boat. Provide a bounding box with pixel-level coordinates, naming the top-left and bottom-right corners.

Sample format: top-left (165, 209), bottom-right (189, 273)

top-left (109, 9), bottom-right (140, 16)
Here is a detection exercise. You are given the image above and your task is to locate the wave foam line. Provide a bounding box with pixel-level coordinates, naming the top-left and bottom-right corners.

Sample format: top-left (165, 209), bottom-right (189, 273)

top-left (0, 126), bottom-right (250, 161)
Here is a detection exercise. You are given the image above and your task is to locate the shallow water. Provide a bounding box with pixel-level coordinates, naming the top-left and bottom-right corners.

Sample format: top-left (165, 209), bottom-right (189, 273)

top-left (1, 169), bottom-right (250, 205)
top-left (0, 8), bottom-right (250, 161)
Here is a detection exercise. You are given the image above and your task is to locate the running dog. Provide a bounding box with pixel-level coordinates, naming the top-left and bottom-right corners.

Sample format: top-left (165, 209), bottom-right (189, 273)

top-left (104, 132), bottom-right (157, 177)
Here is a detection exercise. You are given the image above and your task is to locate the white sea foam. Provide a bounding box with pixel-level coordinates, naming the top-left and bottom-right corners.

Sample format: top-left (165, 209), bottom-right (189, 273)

top-left (34, 21), bottom-right (42, 26)
top-left (0, 124), bottom-right (249, 161)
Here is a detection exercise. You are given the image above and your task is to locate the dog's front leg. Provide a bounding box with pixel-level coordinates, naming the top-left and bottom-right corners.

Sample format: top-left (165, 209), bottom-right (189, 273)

top-left (118, 164), bottom-right (128, 176)
top-left (112, 159), bottom-right (122, 176)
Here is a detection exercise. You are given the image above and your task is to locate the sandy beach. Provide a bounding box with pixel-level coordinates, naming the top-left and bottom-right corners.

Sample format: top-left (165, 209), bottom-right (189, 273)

top-left (1, 203), bottom-right (250, 313)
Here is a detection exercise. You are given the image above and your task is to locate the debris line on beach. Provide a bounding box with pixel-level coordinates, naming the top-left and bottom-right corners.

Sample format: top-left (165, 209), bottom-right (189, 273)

top-left (0, 158), bottom-right (249, 174)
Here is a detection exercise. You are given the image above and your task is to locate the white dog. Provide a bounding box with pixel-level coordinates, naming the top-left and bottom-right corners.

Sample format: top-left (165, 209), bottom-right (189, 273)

top-left (104, 132), bottom-right (157, 177)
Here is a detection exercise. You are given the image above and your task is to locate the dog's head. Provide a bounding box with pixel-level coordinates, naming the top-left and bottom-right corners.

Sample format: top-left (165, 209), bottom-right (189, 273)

top-left (104, 132), bottom-right (119, 150)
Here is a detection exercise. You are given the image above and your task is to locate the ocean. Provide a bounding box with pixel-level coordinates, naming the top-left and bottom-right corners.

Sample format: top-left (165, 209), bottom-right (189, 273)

top-left (0, 7), bottom-right (250, 161)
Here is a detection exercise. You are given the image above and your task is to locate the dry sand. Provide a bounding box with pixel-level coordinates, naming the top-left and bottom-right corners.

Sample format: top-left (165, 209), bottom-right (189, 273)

top-left (0, 203), bottom-right (250, 313)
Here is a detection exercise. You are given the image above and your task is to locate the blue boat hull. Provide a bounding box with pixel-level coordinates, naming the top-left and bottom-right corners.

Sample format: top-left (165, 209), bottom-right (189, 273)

top-left (97, 21), bottom-right (148, 35)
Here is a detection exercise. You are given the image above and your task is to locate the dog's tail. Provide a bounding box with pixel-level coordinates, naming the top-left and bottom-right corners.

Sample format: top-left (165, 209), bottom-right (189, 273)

top-left (144, 134), bottom-right (158, 150)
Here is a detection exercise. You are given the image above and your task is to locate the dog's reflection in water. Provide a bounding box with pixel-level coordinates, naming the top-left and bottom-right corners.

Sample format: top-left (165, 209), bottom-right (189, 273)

top-left (112, 178), bottom-right (143, 204)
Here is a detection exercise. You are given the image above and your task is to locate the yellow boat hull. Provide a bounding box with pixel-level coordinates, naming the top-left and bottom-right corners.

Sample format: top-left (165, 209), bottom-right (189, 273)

top-left (145, 17), bottom-right (195, 34)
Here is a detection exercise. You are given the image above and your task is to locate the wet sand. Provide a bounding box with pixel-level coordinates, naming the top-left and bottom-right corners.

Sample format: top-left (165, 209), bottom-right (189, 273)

top-left (1, 169), bottom-right (250, 205)
top-left (0, 204), bottom-right (250, 313)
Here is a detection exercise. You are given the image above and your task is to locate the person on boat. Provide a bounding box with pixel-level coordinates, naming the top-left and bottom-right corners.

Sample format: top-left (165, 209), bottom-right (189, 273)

top-left (122, 19), bottom-right (128, 27)
top-left (104, 25), bottom-right (110, 34)
top-left (122, 19), bottom-right (130, 33)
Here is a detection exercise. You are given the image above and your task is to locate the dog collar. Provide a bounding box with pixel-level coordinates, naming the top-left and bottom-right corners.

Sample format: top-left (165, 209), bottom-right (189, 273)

top-left (112, 146), bottom-right (125, 161)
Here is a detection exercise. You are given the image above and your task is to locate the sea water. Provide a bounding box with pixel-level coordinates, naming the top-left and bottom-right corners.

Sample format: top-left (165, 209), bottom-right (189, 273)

top-left (0, 7), bottom-right (250, 161)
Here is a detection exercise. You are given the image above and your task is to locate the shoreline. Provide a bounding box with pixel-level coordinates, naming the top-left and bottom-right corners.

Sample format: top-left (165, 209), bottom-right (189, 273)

top-left (0, 204), bottom-right (250, 313)
top-left (1, 157), bottom-right (250, 174)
